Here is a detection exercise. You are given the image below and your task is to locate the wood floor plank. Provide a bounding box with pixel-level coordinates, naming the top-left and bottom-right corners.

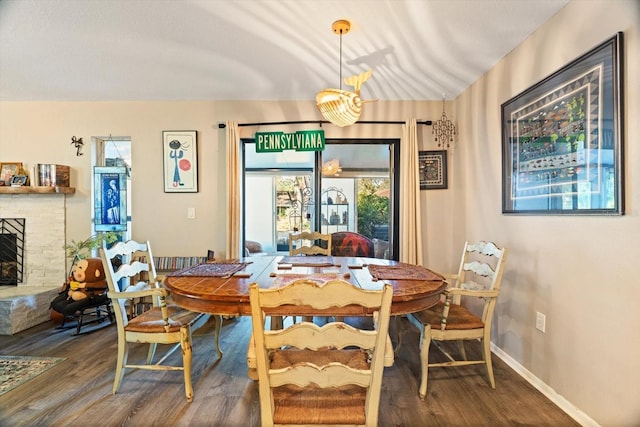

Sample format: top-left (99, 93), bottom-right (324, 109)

top-left (0, 316), bottom-right (580, 426)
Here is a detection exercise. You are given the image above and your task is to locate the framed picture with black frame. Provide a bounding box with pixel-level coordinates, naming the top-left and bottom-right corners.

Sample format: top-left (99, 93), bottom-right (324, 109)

top-left (94, 166), bottom-right (127, 232)
top-left (419, 150), bottom-right (447, 190)
top-left (163, 130), bottom-right (198, 193)
top-left (501, 32), bottom-right (624, 215)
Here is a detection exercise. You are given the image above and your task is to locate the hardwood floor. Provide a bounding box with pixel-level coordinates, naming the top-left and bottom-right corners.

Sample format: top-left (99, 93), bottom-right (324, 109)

top-left (0, 315), bottom-right (580, 426)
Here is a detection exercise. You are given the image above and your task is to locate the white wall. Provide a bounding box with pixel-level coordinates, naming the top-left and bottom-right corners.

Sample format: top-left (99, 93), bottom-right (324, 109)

top-left (0, 100), bottom-right (447, 264)
top-left (454, 1), bottom-right (639, 425)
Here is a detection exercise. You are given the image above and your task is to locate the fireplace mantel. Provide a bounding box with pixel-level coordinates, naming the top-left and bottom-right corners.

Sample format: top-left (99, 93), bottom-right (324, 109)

top-left (0, 186), bottom-right (75, 194)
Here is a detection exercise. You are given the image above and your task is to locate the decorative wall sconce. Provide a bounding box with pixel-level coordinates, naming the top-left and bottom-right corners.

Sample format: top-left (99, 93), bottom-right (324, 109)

top-left (432, 96), bottom-right (456, 148)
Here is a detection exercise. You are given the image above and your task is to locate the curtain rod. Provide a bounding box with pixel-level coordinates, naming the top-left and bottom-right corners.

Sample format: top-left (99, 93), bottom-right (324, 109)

top-left (217, 120), bottom-right (432, 129)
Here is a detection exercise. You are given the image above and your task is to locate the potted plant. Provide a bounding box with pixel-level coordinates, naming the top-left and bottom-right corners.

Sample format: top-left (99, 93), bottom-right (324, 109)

top-left (63, 231), bottom-right (121, 277)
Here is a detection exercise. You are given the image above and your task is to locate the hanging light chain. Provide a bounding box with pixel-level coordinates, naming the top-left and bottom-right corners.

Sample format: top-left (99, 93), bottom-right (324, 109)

top-left (339, 28), bottom-right (343, 90)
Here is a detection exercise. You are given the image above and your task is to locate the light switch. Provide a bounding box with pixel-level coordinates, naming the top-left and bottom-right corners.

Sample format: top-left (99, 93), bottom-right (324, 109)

top-left (187, 207), bottom-right (196, 219)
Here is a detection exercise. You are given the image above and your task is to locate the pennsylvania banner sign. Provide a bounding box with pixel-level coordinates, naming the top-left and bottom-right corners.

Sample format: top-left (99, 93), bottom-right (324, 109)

top-left (255, 130), bottom-right (325, 152)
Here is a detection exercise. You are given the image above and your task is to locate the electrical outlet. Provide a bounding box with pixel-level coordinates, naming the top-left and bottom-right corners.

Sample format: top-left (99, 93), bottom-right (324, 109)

top-left (187, 207), bottom-right (196, 219)
top-left (536, 311), bottom-right (546, 332)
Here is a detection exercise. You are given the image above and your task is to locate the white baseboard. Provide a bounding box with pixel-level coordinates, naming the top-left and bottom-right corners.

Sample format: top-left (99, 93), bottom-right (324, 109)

top-left (491, 343), bottom-right (600, 427)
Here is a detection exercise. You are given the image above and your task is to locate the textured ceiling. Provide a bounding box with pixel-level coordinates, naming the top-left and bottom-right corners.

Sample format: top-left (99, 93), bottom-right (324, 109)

top-left (0, 0), bottom-right (569, 102)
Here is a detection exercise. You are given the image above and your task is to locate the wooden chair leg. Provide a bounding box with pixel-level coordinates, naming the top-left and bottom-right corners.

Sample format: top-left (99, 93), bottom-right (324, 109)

top-left (113, 335), bottom-right (127, 394)
top-left (457, 339), bottom-right (467, 360)
top-left (482, 333), bottom-right (496, 388)
top-left (146, 343), bottom-right (157, 364)
top-left (246, 333), bottom-right (258, 380)
top-left (180, 327), bottom-right (194, 402)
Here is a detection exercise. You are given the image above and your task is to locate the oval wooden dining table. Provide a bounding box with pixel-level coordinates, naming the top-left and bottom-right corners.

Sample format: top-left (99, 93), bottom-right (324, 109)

top-left (163, 255), bottom-right (447, 377)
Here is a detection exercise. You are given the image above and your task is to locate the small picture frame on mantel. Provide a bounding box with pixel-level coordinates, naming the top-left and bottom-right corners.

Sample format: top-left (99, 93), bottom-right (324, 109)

top-left (0, 162), bottom-right (22, 184)
top-left (10, 175), bottom-right (29, 186)
top-left (419, 150), bottom-right (448, 190)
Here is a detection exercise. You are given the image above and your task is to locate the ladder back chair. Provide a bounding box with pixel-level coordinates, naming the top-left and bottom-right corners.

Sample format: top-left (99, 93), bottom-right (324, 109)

top-left (250, 279), bottom-right (393, 427)
top-left (288, 231), bottom-right (332, 256)
top-left (286, 230), bottom-right (333, 325)
top-left (406, 241), bottom-right (507, 399)
top-left (100, 239), bottom-right (223, 402)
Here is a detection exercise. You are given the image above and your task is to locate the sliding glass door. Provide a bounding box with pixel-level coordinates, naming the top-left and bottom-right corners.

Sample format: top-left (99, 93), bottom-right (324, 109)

top-left (243, 138), bottom-right (398, 259)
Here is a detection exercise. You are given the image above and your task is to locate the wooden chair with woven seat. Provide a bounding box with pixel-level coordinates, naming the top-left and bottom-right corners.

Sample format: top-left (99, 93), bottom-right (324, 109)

top-left (99, 239), bottom-right (223, 402)
top-left (286, 231), bottom-right (333, 325)
top-left (406, 241), bottom-right (507, 399)
top-left (288, 231), bottom-right (332, 256)
top-left (250, 278), bottom-right (392, 427)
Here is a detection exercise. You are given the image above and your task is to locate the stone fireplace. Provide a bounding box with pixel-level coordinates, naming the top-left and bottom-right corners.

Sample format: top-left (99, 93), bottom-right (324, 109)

top-left (0, 191), bottom-right (70, 334)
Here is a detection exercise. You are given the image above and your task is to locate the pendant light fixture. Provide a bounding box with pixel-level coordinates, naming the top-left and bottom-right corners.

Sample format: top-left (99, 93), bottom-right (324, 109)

top-left (316, 19), bottom-right (374, 127)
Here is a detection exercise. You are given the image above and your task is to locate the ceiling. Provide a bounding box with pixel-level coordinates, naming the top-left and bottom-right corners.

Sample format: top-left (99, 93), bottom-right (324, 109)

top-left (0, 0), bottom-right (569, 102)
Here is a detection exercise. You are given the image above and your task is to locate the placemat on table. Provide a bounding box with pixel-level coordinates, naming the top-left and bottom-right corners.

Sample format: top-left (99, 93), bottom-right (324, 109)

top-left (367, 264), bottom-right (445, 281)
top-left (278, 256), bottom-right (336, 267)
top-left (271, 273), bottom-right (347, 288)
top-left (169, 261), bottom-right (248, 277)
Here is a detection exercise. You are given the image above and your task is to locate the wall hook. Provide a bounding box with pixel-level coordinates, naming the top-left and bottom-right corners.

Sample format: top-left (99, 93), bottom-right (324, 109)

top-left (71, 136), bottom-right (84, 156)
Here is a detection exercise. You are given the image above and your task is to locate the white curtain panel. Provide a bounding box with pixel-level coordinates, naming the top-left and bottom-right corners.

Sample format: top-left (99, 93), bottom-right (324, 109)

top-left (399, 118), bottom-right (423, 264)
top-left (225, 121), bottom-right (243, 258)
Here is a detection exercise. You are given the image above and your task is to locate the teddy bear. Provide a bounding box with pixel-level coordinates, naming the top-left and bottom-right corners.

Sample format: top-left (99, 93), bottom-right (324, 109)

top-left (66, 257), bottom-right (108, 301)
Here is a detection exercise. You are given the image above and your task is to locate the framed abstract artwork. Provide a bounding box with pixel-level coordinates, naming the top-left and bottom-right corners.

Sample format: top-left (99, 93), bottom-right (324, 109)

top-left (501, 33), bottom-right (624, 215)
top-left (163, 130), bottom-right (198, 193)
top-left (94, 166), bottom-right (127, 232)
top-left (419, 150), bottom-right (447, 190)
